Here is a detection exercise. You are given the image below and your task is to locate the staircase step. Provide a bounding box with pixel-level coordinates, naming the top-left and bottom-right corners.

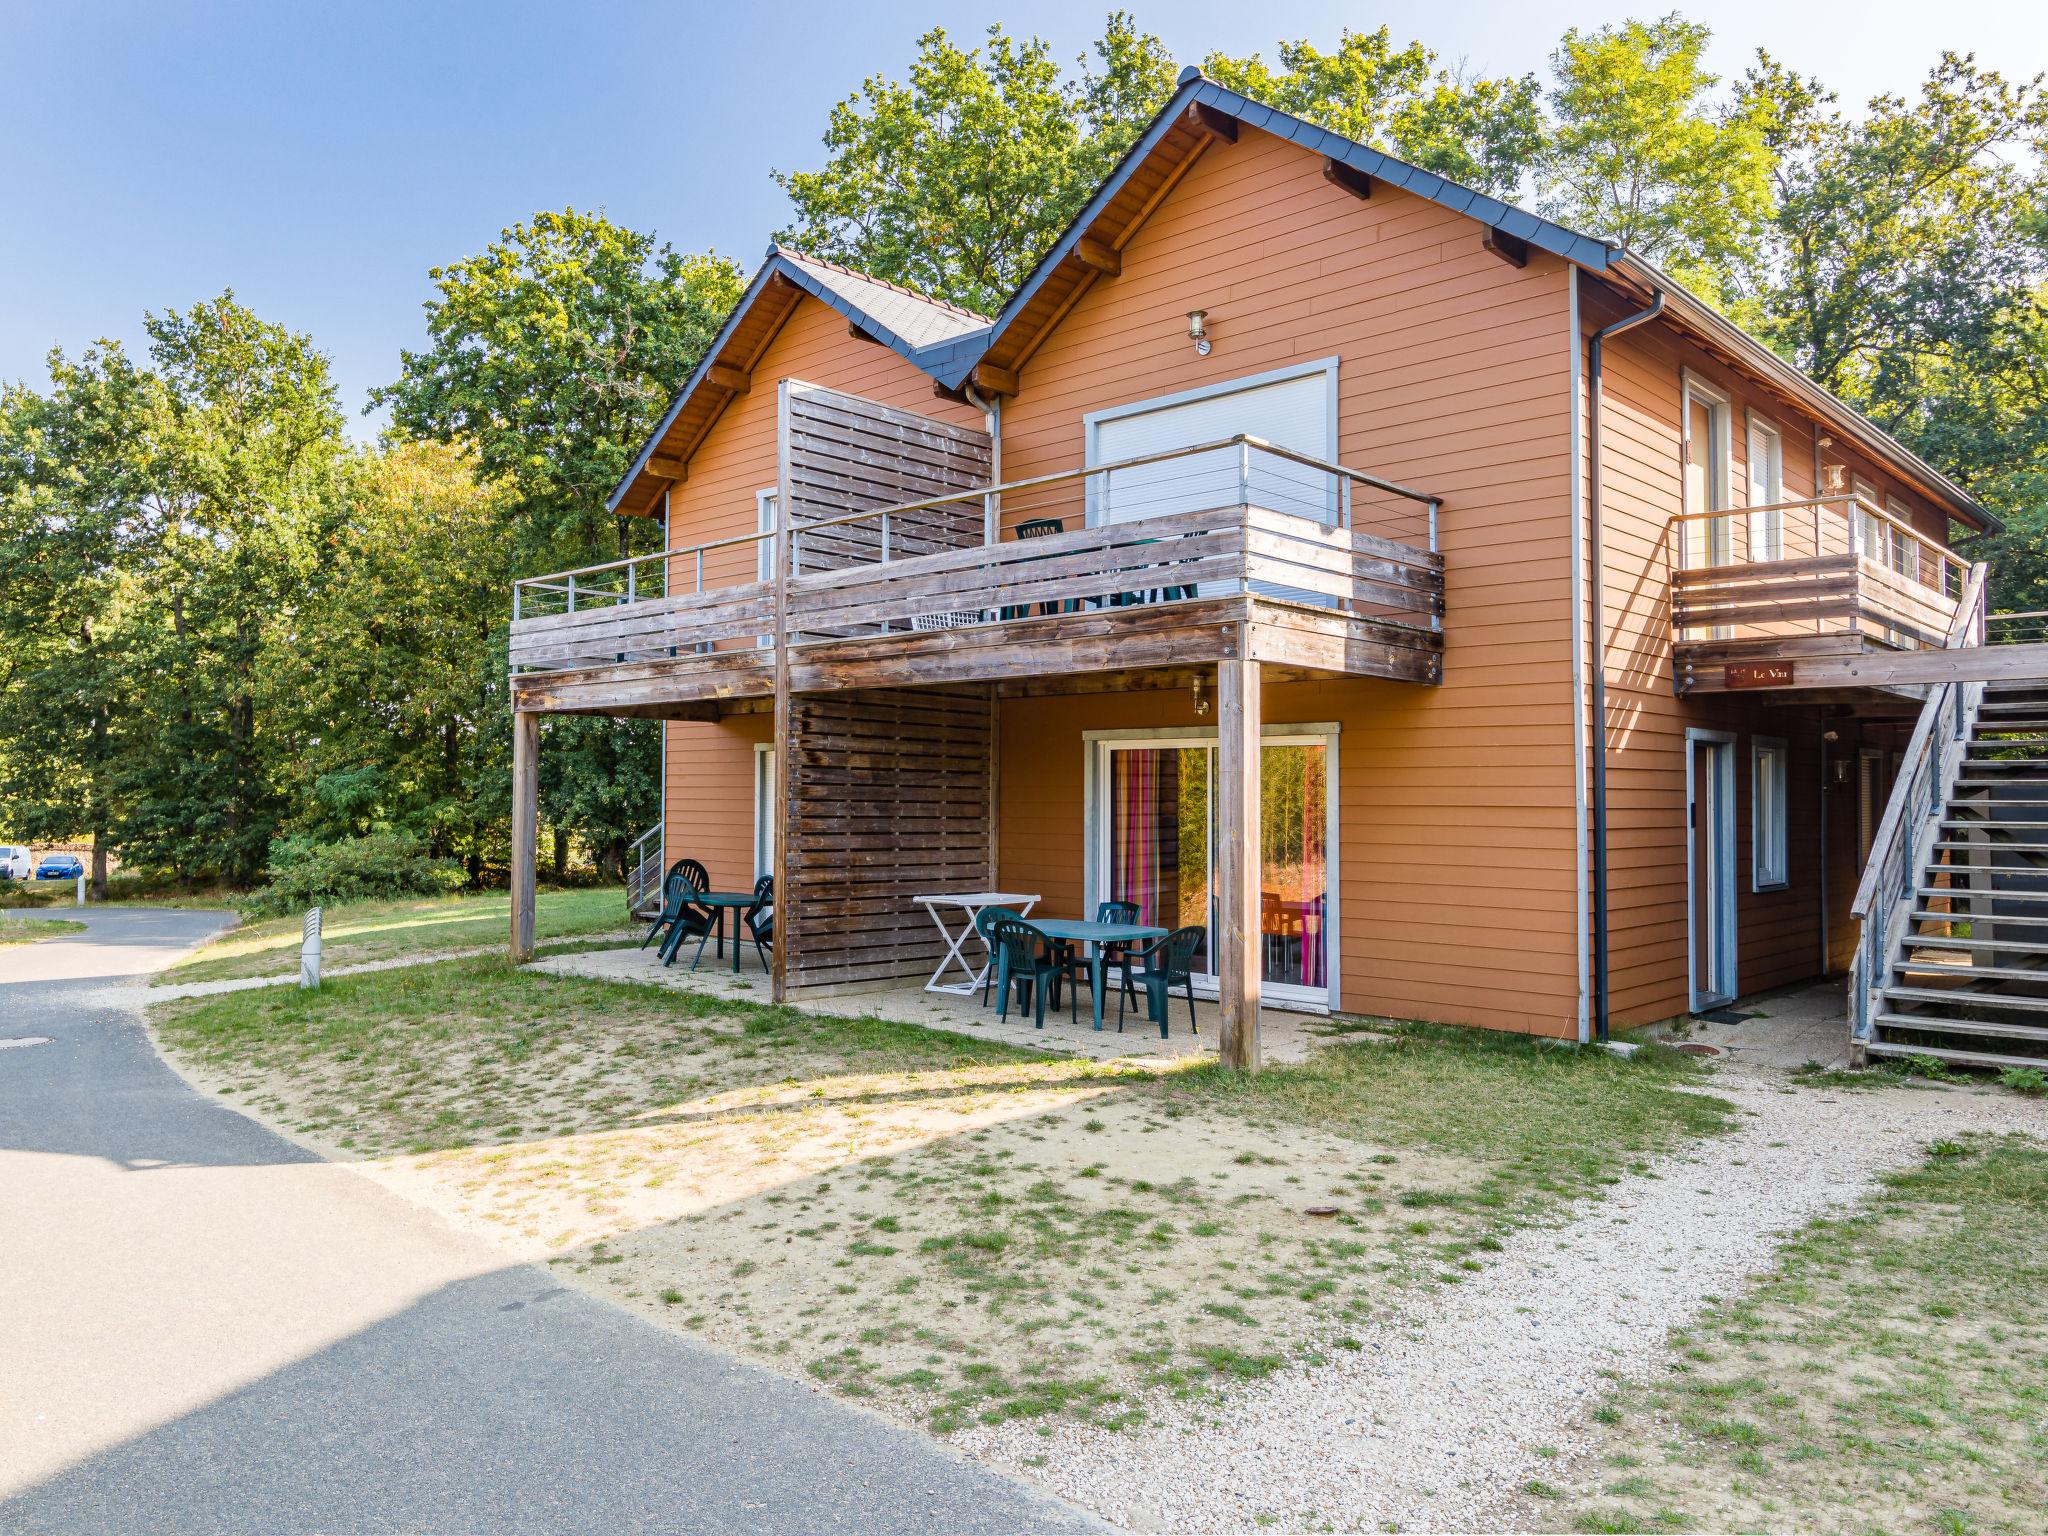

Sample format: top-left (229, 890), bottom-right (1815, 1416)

top-left (1898, 959), bottom-right (2048, 984)
top-left (1955, 779), bottom-right (2048, 789)
top-left (1916, 885), bottom-right (2048, 901)
top-left (1961, 758), bottom-right (2048, 770)
top-left (1913, 906), bottom-right (2048, 926)
top-left (1909, 933), bottom-right (2048, 955)
top-left (1871, 1012), bottom-right (2048, 1044)
top-left (1939, 818), bottom-right (2048, 830)
top-left (1866, 1038), bottom-right (2048, 1071)
top-left (1932, 841), bottom-right (2048, 855)
top-left (1882, 983), bottom-right (2048, 1013)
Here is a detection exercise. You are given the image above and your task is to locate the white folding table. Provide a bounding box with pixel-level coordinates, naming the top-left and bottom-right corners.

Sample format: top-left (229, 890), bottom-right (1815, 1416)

top-left (913, 891), bottom-right (1041, 996)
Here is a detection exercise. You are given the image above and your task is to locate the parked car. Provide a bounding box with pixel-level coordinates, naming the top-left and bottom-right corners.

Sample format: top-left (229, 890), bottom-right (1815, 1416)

top-left (35, 853), bottom-right (85, 881)
top-left (0, 846), bottom-right (33, 880)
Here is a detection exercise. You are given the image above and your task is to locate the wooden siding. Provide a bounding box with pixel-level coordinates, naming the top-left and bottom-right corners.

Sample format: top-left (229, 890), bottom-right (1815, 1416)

top-left (1584, 276), bottom-right (1937, 1024)
top-left (783, 382), bottom-right (991, 572)
top-left (784, 687), bottom-right (995, 990)
top-left (657, 298), bottom-right (985, 898)
top-left (992, 124), bottom-right (1582, 1035)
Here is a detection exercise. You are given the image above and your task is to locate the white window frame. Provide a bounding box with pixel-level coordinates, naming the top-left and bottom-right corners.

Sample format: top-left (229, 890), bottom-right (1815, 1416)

top-left (1080, 721), bottom-right (1341, 1013)
top-left (752, 742), bottom-right (775, 881)
top-left (1681, 372), bottom-right (1733, 568)
top-left (1080, 356), bottom-right (1342, 527)
top-left (1745, 411), bottom-right (1784, 562)
top-left (1752, 736), bottom-right (1789, 892)
top-left (755, 489), bottom-right (778, 647)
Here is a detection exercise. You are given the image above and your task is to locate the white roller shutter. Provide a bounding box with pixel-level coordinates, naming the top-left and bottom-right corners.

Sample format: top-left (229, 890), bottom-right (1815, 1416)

top-left (1086, 363), bottom-right (1339, 601)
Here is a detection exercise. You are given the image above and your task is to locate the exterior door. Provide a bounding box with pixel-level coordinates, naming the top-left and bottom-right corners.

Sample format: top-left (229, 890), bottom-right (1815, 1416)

top-left (1097, 733), bottom-right (1334, 1007)
top-left (1688, 731), bottom-right (1738, 1010)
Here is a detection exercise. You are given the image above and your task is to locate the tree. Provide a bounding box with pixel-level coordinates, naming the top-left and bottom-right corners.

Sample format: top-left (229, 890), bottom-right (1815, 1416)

top-left (259, 441), bottom-right (518, 876)
top-left (0, 344), bottom-right (157, 895)
top-left (774, 17), bottom-right (1177, 313)
top-left (1539, 14), bottom-right (1772, 301)
top-left (371, 209), bottom-right (743, 562)
top-left (113, 295), bottom-right (351, 886)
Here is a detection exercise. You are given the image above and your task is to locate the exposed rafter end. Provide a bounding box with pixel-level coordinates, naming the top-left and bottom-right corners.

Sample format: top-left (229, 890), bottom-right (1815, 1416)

top-left (848, 321), bottom-right (884, 345)
top-left (1073, 235), bottom-right (1121, 277)
top-left (1321, 158), bottom-right (1372, 201)
top-left (1482, 228), bottom-right (1530, 268)
top-left (1183, 102), bottom-right (1238, 143)
top-left (646, 452), bottom-right (688, 483)
top-left (967, 362), bottom-right (1019, 398)
top-left (703, 363), bottom-right (751, 395)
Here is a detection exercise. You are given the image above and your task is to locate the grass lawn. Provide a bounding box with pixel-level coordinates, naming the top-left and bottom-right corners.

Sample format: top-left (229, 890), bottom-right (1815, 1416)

top-left (156, 886), bottom-right (631, 984)
top-left (1529, 1132), bottom-right (2048, 1536)
top-left (154, 961), bottom-right (1736, 1440)
top-left (0, 913), bottom-right (88, 945)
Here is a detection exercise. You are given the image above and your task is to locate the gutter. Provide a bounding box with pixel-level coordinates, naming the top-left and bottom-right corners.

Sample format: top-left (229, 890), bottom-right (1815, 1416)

top-left (1607, 253), bottom-right (1999, 536)
top-left (1588, 283), bottom-right (1666, 1044)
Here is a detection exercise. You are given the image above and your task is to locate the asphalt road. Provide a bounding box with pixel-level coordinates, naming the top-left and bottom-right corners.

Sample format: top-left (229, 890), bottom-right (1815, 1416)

top-left (0, 906), bottom-right (1101, 1534)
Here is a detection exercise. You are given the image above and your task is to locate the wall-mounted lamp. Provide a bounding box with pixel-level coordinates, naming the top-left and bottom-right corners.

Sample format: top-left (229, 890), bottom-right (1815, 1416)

top-left (1191, 675), bottom-right (1211, 717)
top-left (1187, 309), bottom-right (1211, 357)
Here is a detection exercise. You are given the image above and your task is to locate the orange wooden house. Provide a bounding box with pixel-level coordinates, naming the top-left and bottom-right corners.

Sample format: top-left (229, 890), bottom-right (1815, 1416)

top-left (508, 69), bottom-right (2047, 1070)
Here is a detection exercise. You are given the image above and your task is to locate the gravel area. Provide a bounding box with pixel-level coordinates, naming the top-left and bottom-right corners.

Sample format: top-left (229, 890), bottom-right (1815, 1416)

top-left (957, 1062), bottom-right (2048, 1533)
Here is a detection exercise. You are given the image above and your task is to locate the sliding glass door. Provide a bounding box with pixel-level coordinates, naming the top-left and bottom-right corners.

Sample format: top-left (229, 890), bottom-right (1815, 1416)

top-left (1096, 733), bottom-right (1333, 1006)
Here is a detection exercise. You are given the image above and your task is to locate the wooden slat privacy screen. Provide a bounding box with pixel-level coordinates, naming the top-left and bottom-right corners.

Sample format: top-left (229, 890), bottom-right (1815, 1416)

top-left (783, 685), bottom-right (994, 990)
top-left (784, 382), bottom-right (992, 574)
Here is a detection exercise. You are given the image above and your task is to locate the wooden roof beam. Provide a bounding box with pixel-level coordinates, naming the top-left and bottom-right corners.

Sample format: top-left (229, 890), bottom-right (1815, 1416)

top-left (1321, 158), bottom-right (1372, 201)
top-left (1073, 236), bottom-right (1121, 277)
top-left (646, 452), bottom-right (687, 482)
top-left (966, 362), bottom-right (1019, 398)
top-left (848, 321), bottom-right (884, 345)
top-left (703, 363), bottom-right (751, 395)
top-left (1183, 102), bottom-right (1238, 143)
top-left (1482, 228), bottom-right (1530, 268)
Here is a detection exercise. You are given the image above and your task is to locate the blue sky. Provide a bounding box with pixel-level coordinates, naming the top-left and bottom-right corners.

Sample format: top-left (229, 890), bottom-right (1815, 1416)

top-left (5, 1), bottom-right (2041, 437)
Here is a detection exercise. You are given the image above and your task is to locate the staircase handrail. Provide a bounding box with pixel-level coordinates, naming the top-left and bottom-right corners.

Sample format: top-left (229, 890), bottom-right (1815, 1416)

top-left (1847, 562), bottom-right (1986, 1049)
top-left (625, 823), bottom-right (663, 914)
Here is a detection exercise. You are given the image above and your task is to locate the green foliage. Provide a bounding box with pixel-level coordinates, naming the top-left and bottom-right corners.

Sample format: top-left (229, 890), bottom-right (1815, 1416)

top-left (775, 16), bottom-right (1177, 315)
top-left (256, 830), bottom-right (464, 915)
top-left (371, 208), bottom-right (743, 561)
top-left (1539, 14), bottom-right (1772, 300)
top-left (1997, 1065), bottom-right (2048, 1096)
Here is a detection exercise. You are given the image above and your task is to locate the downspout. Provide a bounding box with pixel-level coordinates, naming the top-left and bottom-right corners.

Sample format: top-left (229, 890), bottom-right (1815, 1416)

top-left (963, 384), bottom-right (1001, 543)
top-left (1568, 276), bottom-right (1590, 1044)
top-left (1588, 281), bottom-right (1665, 1044)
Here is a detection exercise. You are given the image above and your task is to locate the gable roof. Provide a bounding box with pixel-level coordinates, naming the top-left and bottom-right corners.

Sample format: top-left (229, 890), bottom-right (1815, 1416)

top-left (607, 245), bottom-right (989, 515)
top-left (617, 70), bottom-right (1996, 532)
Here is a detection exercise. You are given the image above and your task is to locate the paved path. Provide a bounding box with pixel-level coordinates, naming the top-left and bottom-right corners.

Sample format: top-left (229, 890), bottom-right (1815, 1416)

top-left (0, 908), bottom-right (1098, 1534)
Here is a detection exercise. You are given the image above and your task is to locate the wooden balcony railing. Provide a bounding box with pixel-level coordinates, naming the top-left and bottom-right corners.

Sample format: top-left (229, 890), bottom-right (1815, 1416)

top-left (1669, 494), bottom-right (1967, 649)
top-left (509, 437), bottom-right (1443, 680)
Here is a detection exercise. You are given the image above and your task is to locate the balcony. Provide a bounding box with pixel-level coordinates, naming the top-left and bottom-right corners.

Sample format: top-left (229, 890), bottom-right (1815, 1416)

top-left (507, 436), bottom-right (1445, 716)
top-left (1669, 494), bottom-right (1971, 695)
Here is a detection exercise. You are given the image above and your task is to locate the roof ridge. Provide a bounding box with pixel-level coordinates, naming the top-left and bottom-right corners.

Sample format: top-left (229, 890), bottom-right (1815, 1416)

top-left (770, 244), bottom-right (992, 324)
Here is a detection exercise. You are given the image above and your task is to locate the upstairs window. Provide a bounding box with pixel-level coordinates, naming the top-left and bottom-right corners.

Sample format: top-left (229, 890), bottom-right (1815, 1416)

top-left (1746, 415), bottom-right (1784, 561)
top-left (1753, 737), bottom-right (1789, 891)
top-left (1682, 375), bottom-right (1733, 568)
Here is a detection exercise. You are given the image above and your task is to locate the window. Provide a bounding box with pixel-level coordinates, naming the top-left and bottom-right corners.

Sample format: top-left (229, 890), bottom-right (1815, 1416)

top-left (1745, 414), bottom-right (1784, 561)
top-left (1682, 375), bottom-right (1732, 568)
top-left (755, 489), bottom-right (778, 647)
top-left (752, 743), bottom-right (775, 880)
top-left (1886, 494), bottom-right (1924, 583)
top-left (1753, 738), bottom-right (1789, 891)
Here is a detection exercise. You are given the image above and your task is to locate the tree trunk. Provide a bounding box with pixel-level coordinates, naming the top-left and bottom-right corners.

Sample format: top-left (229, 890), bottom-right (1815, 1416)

top-left (551, 828), bottom-right (568, 881)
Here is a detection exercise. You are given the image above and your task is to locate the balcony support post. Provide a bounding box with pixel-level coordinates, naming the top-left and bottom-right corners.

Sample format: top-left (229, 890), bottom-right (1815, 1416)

top-left (1216, 648), bottom-right (1262, 1071)
top-left (510, 709), bottom-right (539, 964)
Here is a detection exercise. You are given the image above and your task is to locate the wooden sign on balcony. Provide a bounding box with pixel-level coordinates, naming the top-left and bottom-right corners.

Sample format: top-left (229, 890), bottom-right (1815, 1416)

top-left (1726, 660), bottom-right (1796, 689)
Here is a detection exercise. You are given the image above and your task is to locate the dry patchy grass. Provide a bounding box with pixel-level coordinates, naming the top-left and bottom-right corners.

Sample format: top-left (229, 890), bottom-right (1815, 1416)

top-left (154, 965), bottom-right (1735, 1440)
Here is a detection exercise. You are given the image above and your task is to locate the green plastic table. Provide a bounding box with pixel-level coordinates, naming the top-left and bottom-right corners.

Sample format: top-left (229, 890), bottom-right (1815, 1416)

top-left (1030, 917), bottom-right (1167, 1031)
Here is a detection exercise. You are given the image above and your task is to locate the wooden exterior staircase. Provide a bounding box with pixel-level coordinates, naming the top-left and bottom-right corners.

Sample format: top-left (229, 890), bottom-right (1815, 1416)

top-left (1853, 585), bottom-right (2048, 1071)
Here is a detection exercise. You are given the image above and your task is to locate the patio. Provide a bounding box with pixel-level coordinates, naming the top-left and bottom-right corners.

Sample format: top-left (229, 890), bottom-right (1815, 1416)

top-left (527, 939), bottom-right (1326, 1064)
